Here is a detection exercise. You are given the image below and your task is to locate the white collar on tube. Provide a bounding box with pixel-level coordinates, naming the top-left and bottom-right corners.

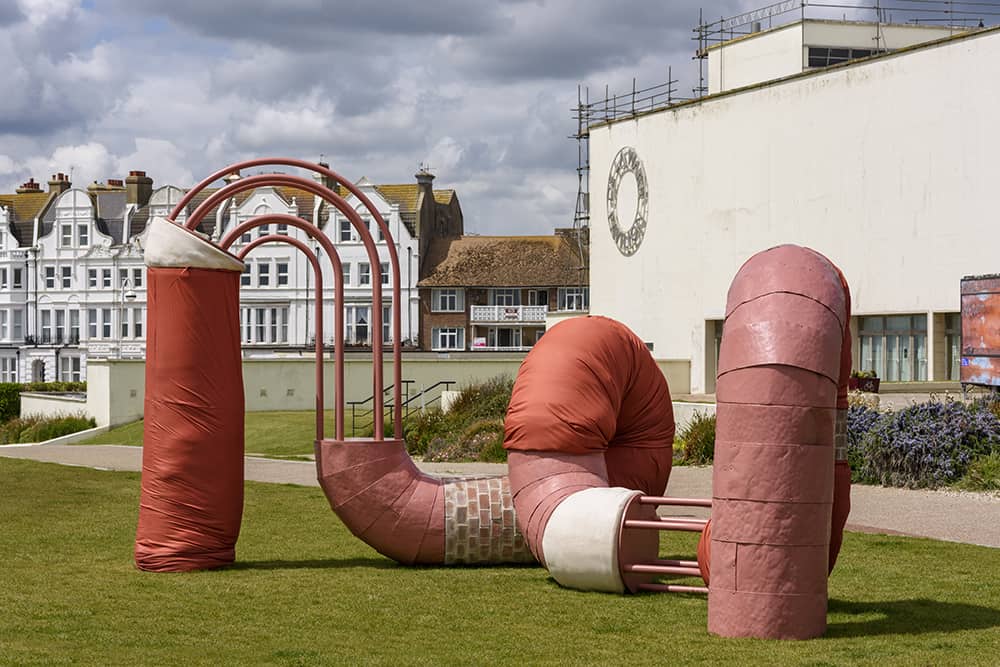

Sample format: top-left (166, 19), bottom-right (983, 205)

top-left (144, 216), bottom-right (245, 272)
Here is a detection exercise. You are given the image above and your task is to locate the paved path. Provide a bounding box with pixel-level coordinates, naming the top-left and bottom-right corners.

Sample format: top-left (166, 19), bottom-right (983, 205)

top-left (2, 444), bottom-right (997, 548)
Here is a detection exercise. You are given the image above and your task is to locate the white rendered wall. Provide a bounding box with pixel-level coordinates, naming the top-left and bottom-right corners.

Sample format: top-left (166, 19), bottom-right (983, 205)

top-left (708, 21), bottom-right (967, 94)
top-left (590, 28), bottom-right (1000, 394)
top-left (708, 23), bottom-right (804, 94)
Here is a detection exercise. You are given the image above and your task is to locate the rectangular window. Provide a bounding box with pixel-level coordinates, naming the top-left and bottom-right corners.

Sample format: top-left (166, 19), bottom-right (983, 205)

top-left (558, 287), bottom-right (590, 311)
top-left (432, 288), bottom-right (464, 312)
top-left (0, 268), bottom-right (6, 289)
top-left (0, 311), bottom-right (7, 340)
top-left (382, 305), bottom-right (392, 344)
top-left (859, 314), bottom-right (927, 381)
top-left (241, 264), bottom-right (251, 287)
top-left (340, 218), bottom-right (352, 242)
top-left (88, 269), bottom-right (98, 288)
top-left (12, 309), bottom-right (22, 341)
top-left (280, 308), bottom-right (289, 343)
top-left (41, 310), bottom-right (51, 344)
top-left (269, 307), bottom-right (279, 343)
top-left (61, 224), bottom-right (72, 246)
top-left (241, 308), bottom-right (252, 343)
top-left (342, 263), bottom-right (351, 287)
top-left (277, 223), bottom-right (288, 235)
top-left (0, 357), bottom-right (16, 382)
top-left (102, 269), bottom-right (112, 288)
top-left (258, 224), bottom-right (269, 237)
top-left (377, 218), bottom-right (385, 243)
top-left (119, 268), bottom-right (128, 287)
top-left (528, 289), bottom-right (548, 307)
top-left (61, 266), bottom-right (72, 289)
top-left (101, 309), bottom-right (112, 338)
top-left (491, 289), bottom-right (519, 306)
top-left (240, 230), bottom-right (252, 244)
top-left (256, 309), bottom-right (266, 342)
top-left (88, 309), bottom-right (98, 338)
top-left (121, 309), bottom-right (129, 338)
top-left (133, 307), bottom-right (144, 338)
top-left (69, 309), bottom-right (80, 344)
top-left (13, 268), bottom-right (22, 289)
top-left (945, 313), bottom-right (961, 382)
top-left (78, 224), bottom-right (89, 247)
top-left (55, 310), bottom-right (65, 343)
top-left (60, 356), bottom-right (81, 382)
top-left (258, 263), bottom-right (270, 287)
top-left (345, 305), bottom-right (371, 345)
top-left (359, 263), bottom-right (371, 286)
top-left (432, 327), bottom-right (465, 351)
top-left (44, 266), bottom-right (55, 289)
top-left (132, 268), bottom-right (143, 288)
top-left (277, 262), bottom-right (289, 286)
top-left (380, 262), bottom-right (390, 286)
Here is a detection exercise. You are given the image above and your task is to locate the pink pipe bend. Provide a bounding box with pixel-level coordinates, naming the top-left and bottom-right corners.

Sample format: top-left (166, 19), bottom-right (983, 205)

top-left (708, 244), bottom-right (852, 640)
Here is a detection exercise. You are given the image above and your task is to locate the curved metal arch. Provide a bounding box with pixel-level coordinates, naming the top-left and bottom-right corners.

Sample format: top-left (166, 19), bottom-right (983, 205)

top-left (238, 233), bottom-right (326, 442)
top-left (220, 213), bottom-right (347, 440)
top-left (169, 157), bottom-right (404, 438)
top-left (192, 175), bottom-right (388, 440)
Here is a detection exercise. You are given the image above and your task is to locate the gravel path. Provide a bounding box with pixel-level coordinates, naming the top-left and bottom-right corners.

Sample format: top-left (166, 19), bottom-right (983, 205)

top-left (2, 444), bottom-right (996, 548)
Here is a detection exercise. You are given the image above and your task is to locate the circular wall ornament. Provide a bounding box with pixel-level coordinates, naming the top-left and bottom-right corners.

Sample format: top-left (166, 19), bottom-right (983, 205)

top-left (606, 146), bottom-right (648, 257)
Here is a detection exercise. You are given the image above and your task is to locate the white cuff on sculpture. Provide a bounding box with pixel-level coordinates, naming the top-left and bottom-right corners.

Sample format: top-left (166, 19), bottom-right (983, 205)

top-left (541, 487), bottom-right (641, 594)
top-left (145, 217), bottom-right (245, 272)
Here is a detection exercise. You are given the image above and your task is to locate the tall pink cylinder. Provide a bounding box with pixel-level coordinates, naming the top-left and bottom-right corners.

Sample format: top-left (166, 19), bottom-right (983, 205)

top-left (135, 262), bottom-right (245, 572)
top-left (708, 245), bottom-right (849, 639)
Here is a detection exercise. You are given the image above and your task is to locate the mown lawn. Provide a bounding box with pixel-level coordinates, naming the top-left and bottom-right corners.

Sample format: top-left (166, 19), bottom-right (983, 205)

top-left (76, 411), bottom-right (355, 457)
top-left (2, 458), bottom-right (999, 666)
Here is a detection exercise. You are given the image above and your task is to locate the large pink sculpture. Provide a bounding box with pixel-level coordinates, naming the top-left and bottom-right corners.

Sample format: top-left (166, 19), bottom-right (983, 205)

top-left (709, 245), bottom-right (852, 639)
top-left (134, 158), bottom-right (852, 641)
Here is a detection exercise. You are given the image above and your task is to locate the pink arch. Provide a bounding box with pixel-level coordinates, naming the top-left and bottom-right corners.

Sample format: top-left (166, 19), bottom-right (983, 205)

top-left (170, 158), bottom-right (404, 438)
top-left (190, 174), bottom-right (388, 440)
top-left (237, 233), bottom-right (327, 441)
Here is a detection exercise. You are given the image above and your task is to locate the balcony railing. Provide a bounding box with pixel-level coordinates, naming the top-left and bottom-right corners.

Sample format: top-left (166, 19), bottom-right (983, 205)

top-left (469, 305), bottom-right (547, 323)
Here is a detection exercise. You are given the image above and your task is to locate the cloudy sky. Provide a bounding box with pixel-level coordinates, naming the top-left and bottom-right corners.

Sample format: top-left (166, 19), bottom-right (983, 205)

top-left (2, 0), bottom-right (931, 234)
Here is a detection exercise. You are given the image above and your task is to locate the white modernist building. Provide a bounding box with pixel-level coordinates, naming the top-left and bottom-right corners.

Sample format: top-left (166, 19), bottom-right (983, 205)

top-left (0, 168), bottom-right (461, 382)
top-left (589, 18), bottom-right (1000, 394)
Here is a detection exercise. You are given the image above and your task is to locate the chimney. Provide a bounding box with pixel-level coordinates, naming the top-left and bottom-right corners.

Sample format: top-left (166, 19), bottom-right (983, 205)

top-left (315, 161), bottom-right (337, 192)
top-left (16, 178), bottom-right (41, 194)
top-left (107, 178), bottom-right (124, 189)
top-left (125, 170), bottom-right (153, 207)
top-left (415, 167), bottom-right (435, 190)
top-left (47, 173), bottom-right (71, 194)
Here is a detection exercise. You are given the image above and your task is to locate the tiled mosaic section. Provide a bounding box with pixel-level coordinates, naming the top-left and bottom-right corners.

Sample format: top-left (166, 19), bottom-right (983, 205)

top-left (443, 475), bottom-right (535, 564)
top-left (835, 409), bottom-right (848, 461)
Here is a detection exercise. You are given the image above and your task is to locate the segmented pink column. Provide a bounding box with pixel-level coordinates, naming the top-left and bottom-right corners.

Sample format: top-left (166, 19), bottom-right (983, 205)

top-left (709, 245), bottom-right (850, 639)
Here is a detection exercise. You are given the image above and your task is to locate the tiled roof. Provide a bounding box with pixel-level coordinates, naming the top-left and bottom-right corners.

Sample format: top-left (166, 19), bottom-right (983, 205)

top-left (0, 190), bottom-right (54, 246)
top-left (418, 235), bottom-right (588, 288)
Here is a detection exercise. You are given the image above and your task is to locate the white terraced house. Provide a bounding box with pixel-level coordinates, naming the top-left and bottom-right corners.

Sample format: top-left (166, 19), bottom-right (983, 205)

top-left (0, 166), bottom-right (464, 382)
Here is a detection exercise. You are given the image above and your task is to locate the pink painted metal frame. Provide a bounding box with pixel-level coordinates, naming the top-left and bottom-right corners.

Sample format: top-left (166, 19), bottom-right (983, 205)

top-left (219, 213), bottom-right (346, 439)
top-left (171, 158), bottom-right (404, 440)
top-left (236, 233), bottom-right (326, 440)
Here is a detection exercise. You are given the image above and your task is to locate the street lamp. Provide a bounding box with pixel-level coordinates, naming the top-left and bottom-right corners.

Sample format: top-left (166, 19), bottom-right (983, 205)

top-left (119, 277), bottom-right (137, 359)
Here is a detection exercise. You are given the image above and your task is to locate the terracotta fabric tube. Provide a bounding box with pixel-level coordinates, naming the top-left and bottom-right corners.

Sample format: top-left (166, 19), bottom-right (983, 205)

top-left (709, 245), bottom-right (850, 640)
top-left (135, 218), bottom-right (246, 572)
top-left (315, 439), bottom-right (535, 565)
top-left (504, 316), bottom-right (675, 592)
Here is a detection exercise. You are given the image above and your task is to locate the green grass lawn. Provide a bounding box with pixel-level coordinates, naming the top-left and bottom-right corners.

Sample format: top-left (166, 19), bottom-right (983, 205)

top-left (76, 411), bottom-right (353, 457)
top-left (2, 458), bottom-right (999, 666)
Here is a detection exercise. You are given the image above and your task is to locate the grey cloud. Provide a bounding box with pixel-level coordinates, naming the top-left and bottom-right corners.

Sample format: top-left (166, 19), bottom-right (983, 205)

top-left (115, 0), bottom-right (508, 50)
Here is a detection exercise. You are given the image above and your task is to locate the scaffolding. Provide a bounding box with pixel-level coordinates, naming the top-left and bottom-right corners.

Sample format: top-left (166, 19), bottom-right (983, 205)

top-left (571, 0), bottom-right (1000, 231)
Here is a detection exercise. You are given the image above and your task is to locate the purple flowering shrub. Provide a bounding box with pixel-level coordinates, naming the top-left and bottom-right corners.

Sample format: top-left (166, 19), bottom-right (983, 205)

top-left (854, 399), bottom-right (1000, 488)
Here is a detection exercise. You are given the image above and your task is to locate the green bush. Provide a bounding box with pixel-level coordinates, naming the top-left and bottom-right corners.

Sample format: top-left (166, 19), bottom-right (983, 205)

top-left (0, 384), bottom-right (21, 422)
top-left (676, 411), bottom-right (716, 465)
top-left (0, 413), bottom-right (95, 444)
top-left (957, 452), bottom-right (1000, 492)
top-left (0, 382), bottom-right (88, 423)
top-left (402, 376), bottom-right (513, 463)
